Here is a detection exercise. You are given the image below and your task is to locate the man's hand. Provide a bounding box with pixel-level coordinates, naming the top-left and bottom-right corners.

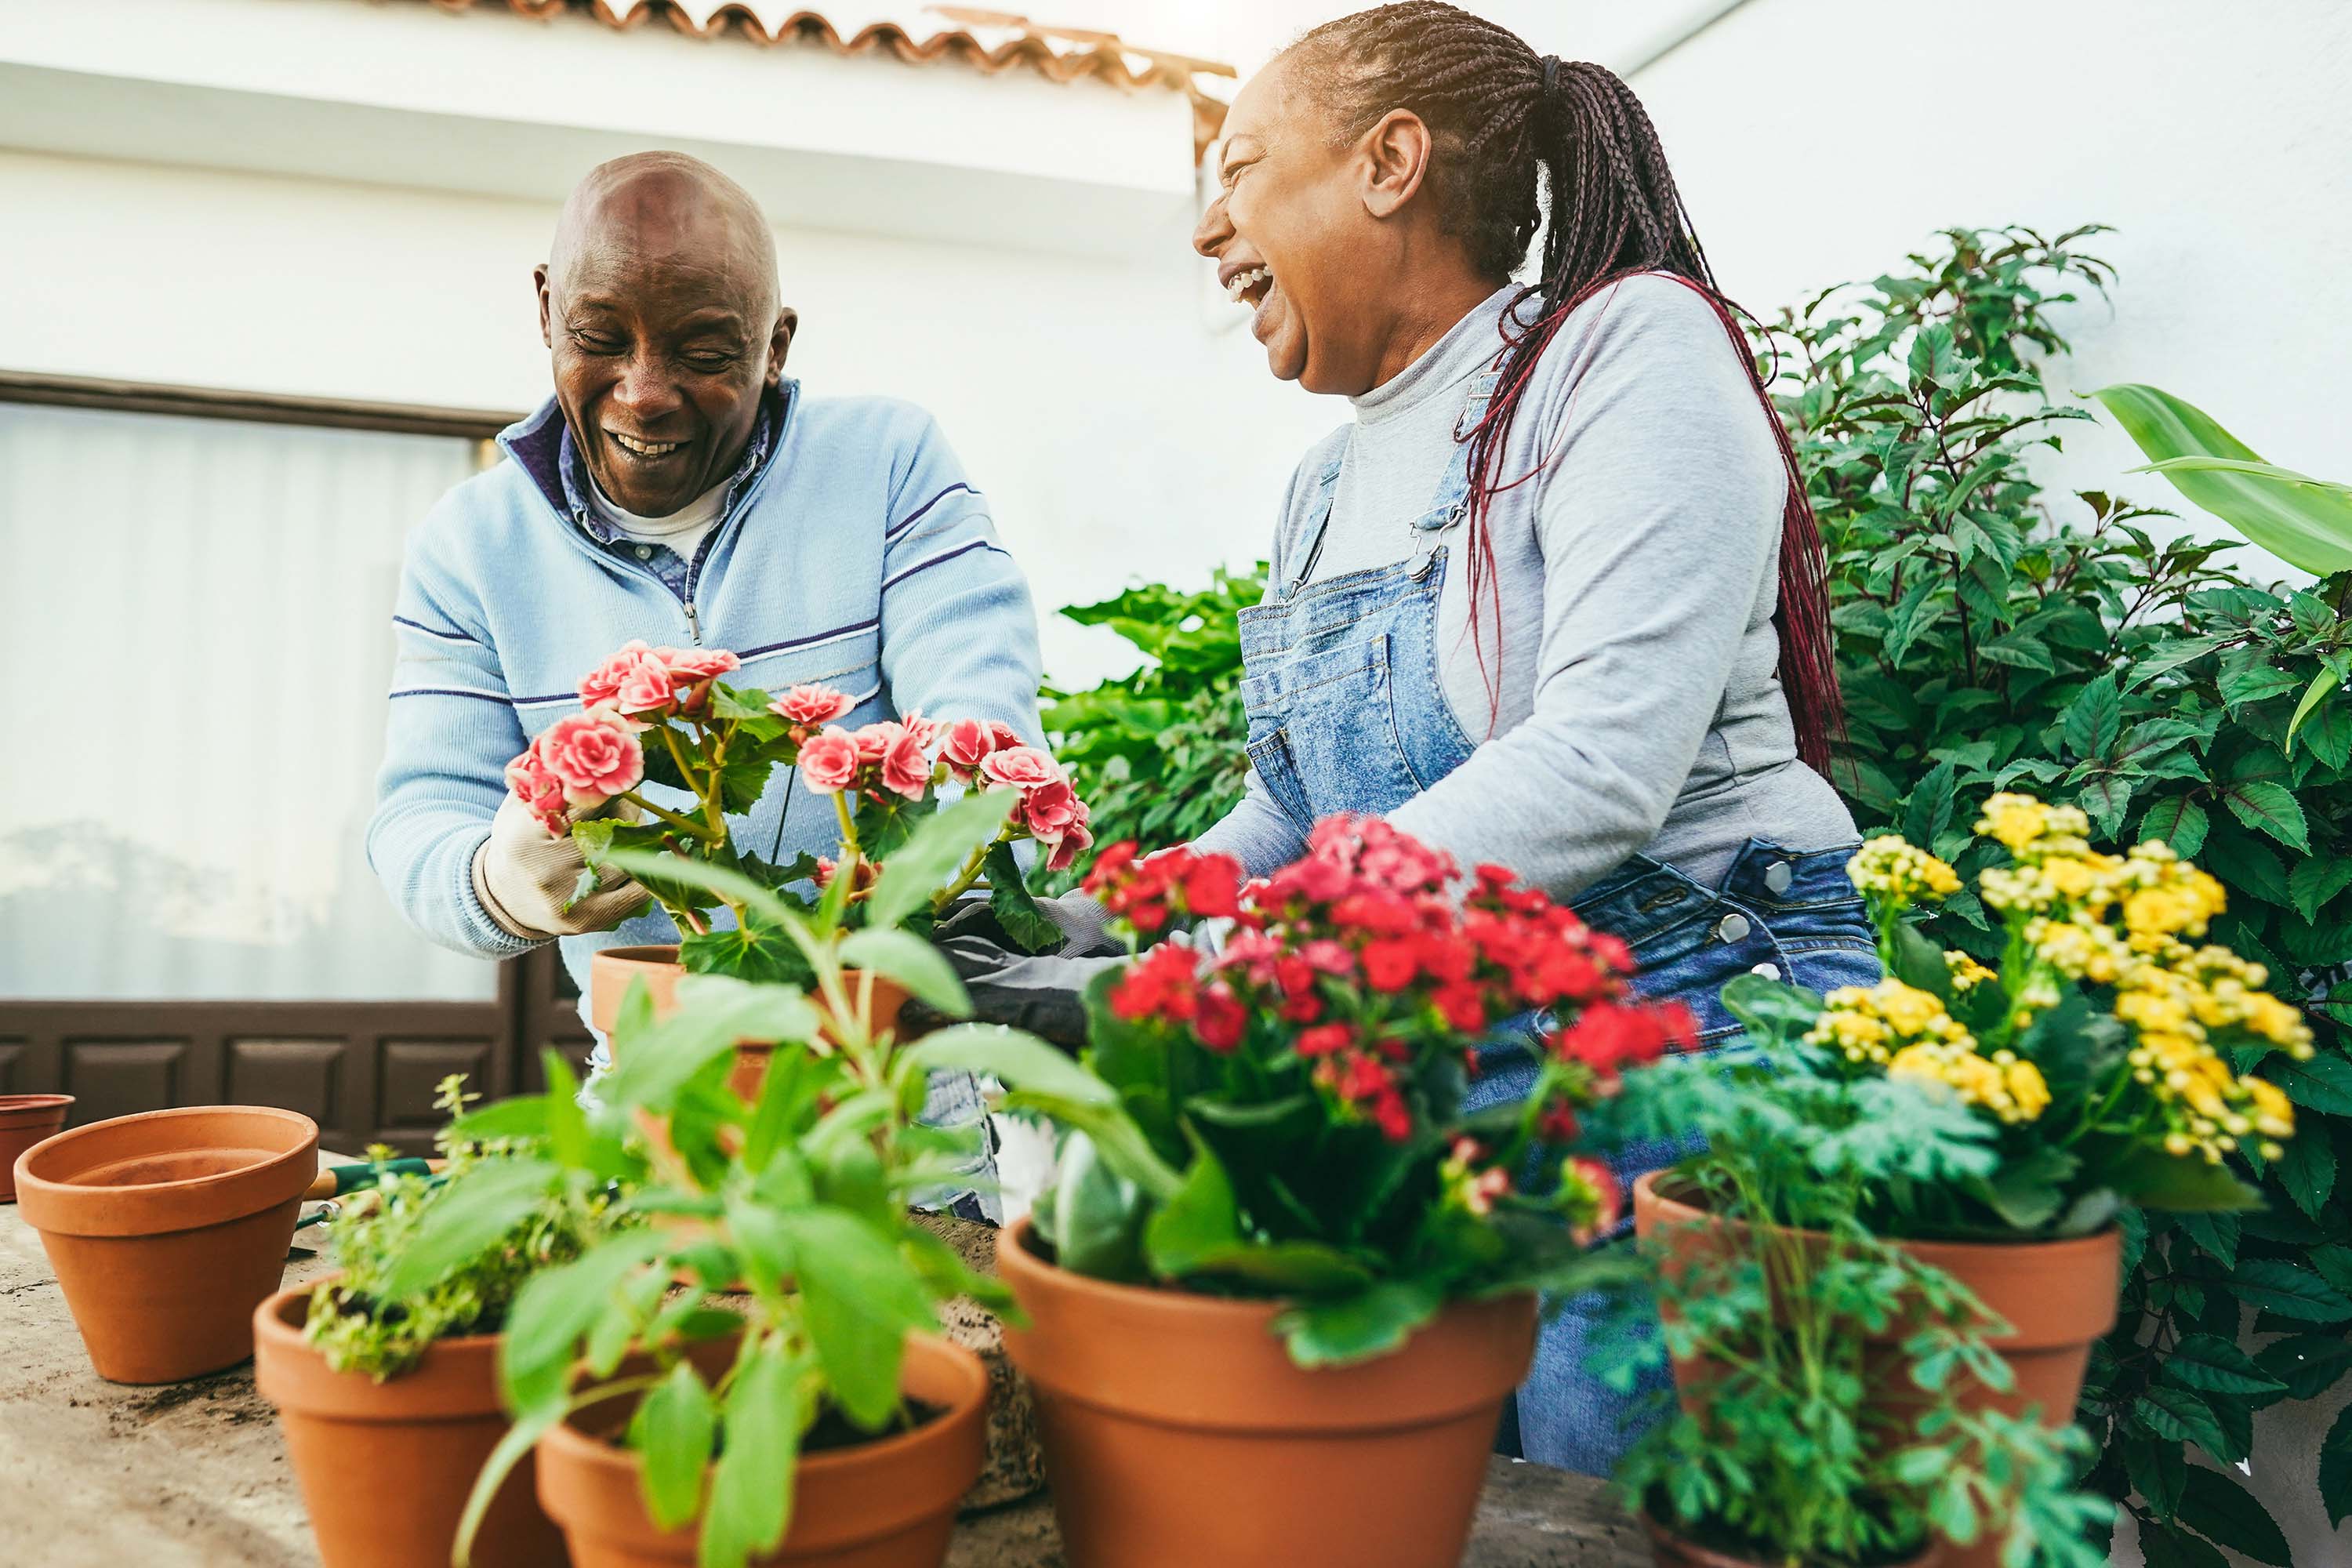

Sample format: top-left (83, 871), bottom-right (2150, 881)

top-left (933, 890), bottom-right (1119, 957)
top-left (471, 795), bottom-right (651, 941)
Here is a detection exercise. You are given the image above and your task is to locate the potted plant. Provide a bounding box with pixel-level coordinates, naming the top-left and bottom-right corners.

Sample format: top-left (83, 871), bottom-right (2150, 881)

top-left (505, 643), bottom-right (1091, 1056)
top-left (1623, 790), bottom-right (2310, 1566)
top-left (1595, 1062), bottom-right (2114, 1568)
top-left (445, 801), bottom-right (1114, 1568)
top-left (987, 817), bottom-right (1694, 1568)
top-left (0, 1092), bottom-right (73, 1200)
top-left (252, 1076), bottom-right (619, 1568)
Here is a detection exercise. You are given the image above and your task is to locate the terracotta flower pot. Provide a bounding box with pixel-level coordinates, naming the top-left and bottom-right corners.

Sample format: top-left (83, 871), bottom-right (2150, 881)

top-left (16, 1105), bottom-right (317, 1383)
top-left (1633, 1171), bottom-right (2116, 1568)
top-left (253, 1282), bottom-right (569, 1568)
top-left (1639, 1512), bottom-right (1938, 1568)
top-left (535, 1333), bottom-right (988, 1567)
top-left (0, 1094), bottom-right (74, 1202)
top-left (590, 945), bottom-right (909, 1101)
top-left (994, 1216), bottom-right (1537, 1568)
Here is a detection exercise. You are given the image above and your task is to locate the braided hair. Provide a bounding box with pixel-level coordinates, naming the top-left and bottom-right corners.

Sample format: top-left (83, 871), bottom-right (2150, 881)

top-left (1283, 2), bottom-right (1843, 773)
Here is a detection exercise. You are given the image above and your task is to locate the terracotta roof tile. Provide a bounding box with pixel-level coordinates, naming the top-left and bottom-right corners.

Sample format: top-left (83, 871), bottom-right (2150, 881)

top-left (412, 1), bottom-right (1235, 152)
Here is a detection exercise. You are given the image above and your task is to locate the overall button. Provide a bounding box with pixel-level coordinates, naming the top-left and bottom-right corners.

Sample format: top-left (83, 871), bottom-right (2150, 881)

top-left (1751, 961), bottom-right (1780, 980)
top-left (634, 544), bottom-right (655, 561)
top-left (1714, 913), bottom-right (1752, 945)
top-left (1763, 861), bottom-right (1794, 895)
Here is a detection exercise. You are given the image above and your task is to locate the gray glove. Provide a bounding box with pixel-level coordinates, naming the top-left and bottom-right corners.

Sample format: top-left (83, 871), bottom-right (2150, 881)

top-left (470, 794), bottom-right (650, 940)
top-left (932, 889), bottom-right (1120, 958)
top-left (906, 935), bottom-right (1127, 1047)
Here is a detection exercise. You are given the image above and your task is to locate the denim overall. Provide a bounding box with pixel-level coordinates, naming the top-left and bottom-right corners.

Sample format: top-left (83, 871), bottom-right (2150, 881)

top-left (1238, 372), bottom-right (1882, 1475)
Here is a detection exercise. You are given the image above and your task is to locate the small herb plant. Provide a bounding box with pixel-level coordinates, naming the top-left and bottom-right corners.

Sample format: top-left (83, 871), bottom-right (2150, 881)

top-left (1595, 1074), bottom-right (2112, 1568)
top-left (1724, 792), bottom-right (2309, 1241)
top-left (503, 642), bottom-right (1093, 974)
top-left (1028, 818), bottom-right (1694, 1366)
top-left (393, 797), bottom-right (1120, 1568)
top-left (302, 1076), bottom-right (616, 1381)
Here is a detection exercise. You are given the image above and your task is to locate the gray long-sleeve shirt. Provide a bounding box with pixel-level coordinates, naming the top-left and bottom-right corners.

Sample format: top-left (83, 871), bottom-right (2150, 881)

top-left (1194, 274), bottom-right (1856, 898)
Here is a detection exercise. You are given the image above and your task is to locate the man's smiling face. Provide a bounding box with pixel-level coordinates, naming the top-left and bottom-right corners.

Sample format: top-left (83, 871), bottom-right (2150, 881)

top-left (536, 156), bottom-right (793, 517)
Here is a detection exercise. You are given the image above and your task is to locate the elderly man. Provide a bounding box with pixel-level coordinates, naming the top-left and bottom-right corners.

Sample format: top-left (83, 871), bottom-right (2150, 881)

top-left (368, 154), bottom-right (1043, 1145)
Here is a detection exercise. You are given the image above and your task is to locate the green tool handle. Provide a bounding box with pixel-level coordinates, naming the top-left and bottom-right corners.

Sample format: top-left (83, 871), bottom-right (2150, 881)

top-left (303, 1157), bottom-right (435, 1201)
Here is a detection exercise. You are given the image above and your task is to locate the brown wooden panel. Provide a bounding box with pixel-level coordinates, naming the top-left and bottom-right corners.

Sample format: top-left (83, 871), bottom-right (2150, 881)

top-left (227, 1038), bottom-right (345, 1135)
top-left (377, 1037), bottom-right (495, 1140)
top-left (0, 1037), bottom-right (24, 1094)
top-left (63, 1038), bottom-right (188, 1127)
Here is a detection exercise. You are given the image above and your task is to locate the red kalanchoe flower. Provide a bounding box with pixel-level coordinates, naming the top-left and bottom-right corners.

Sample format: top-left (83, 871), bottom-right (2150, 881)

top-left (1567, 1157), bottom-right (1624, 1247)
top-left (1193, 984), bottom-right (1246, 1052)
top-left (1359, 937), bottom-right (1421, 993)
top-left (1552, 1000), bottom-right (1695, 1079)
top-left (1181, 854), bottom-right (1244, 919)
top-left (1109, 942), bottom-right (1201, 1023)
top-left (1296, 1022), bottom-right (1354, 1058)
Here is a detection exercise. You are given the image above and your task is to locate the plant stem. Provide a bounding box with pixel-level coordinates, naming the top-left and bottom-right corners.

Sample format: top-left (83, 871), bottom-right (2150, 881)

top-left (621, 790), bottom-right (720, 844)
top-left (932, 827), bottom-right (1014, 914)
top-left (833, 790), bottom-right (861, 859)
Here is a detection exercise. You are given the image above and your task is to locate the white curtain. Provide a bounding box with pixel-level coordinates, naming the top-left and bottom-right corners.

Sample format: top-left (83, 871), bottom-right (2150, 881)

top-left (0, 401), bottom-right (499, 1001)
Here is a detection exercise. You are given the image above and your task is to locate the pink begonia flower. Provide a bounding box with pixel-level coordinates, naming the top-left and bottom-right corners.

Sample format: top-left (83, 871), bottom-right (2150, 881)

top-left (797, 727), bottom-right (861, 793)
top-left (1044, 801), bottom-right (1095, 873)
top-left (879, 728), bottom-right (934, 800)
top-left (612, 659), bottom-right (677, 717)
top-left (1020, 776), bottom-right (1083, 840)
top-left (850, 720), bottom-right (910, 765)
top-left (941, 717), bottom-right (1025, 779)
top-left (978, 745), bottom-right (1062, 793)
top-left (504, 747), bottom-right (571, 837)
top-left (771, 684), bottom-right (855, 728)
top-left (578, 640), bottom-right (663, 709)
top-left (898, 711), bottom-right (940, 750)
top-left (536, 711), bottom-right (644, 808)
top-left (812, 855), bottom-right (879, 895)
top-left (656, 647), bottom-right (739, 681)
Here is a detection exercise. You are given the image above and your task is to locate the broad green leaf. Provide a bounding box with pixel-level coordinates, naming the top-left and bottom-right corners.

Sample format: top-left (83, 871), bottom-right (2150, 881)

top-left (775, 1207), bottom-right (936, 1428)
top-left (1274, 1277), bottom-right (1445, 1368)
top-left (377, 1156), bottom-right (557, 1300)
top-left (2160, 1333), bottom-right (2288, 1398)
top-left (2061, 672), bottom-right (2123, 760)
top-left (2325, 1401), bottom-right (2352, 1528)
top-left (2176, 1465), bottom-right (2290, 1565)
top-left (1718, 972), bottom-right (1828, 1044)
top-left (2124, 1436), bottom-right (2185, 1521)
top-left (2104, 1147), bottom-right (2262, 1213)
top-left (2139, 796), bottom-right (2210, 858)
top-left (2133, 1385), bottom-right (2231, 1461)
top-left (2138, 1522), bottom-right (2230, 1568)
top-left (2255, 1333), bottom-right (2352, 1400)
top-left (985, 842), bottom-right (1066, 952)
top-left (629, 1361), bottom-right (717, 1531)
top-left (702, 1341), bottom-right (804, 1568)
top-left (500, 1231), bottom-right (670, 1414)
top-left (2290, 855), bottom-right (2352, 923)
top-left (2088, 384), bottom-right (2352, 574)
top-left (2229, 1258), bottom-right (2352, 1322)
top-left (866, 790), bottom-right (1016, 933)
top-left (2221, 781), bottom-right (2310, 853)
top-left (2270, 1054), bottom-right (2352, 1117)
top-left (1038, 1130), bottom-right (1149, 1282)
top-left (2278, 1126), bottom-right (2339, 1218)
top-left (838, 926), bottom-right (970, 1018)
top-left (2171, 1210), bottom-right (2239, 1269)
top-left (2288, 666), bottom-right (2343, 754)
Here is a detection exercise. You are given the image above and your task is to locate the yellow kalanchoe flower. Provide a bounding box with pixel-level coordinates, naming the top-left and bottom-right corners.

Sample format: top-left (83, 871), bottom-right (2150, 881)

top-left (1976, 793), bottom-right (2092, 859)
top-left (1847, 836), bottom-right (1961, 903)
top-left (1888, 1040), bottom-right (2049, 1124)
top-left (1945, 950), bottom-right (1997, 992)
top-left (1807, 978), bottom-right (1973, 1065)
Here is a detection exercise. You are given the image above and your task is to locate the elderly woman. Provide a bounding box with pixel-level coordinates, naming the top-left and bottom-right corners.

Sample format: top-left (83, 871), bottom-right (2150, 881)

top-left (1171, 2), bottom-right (1882, 1472)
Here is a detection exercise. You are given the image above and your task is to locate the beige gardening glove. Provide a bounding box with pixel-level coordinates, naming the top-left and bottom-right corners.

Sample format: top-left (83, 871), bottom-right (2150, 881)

top-left (471, 793), bottom-right (652, 940)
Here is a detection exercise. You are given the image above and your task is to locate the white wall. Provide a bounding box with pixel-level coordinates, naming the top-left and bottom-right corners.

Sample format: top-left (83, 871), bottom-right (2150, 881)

top-left (1636, 0), bottom-right (2352, 586)
top-left (0, 147), bottom-right (1343, 689)
top-left (1639, 2), bottom-right (2352, 1562)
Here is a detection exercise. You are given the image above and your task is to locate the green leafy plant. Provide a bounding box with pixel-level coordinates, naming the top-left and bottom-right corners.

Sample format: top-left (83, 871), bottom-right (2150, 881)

top-left (1592, 1030), bottom-right (2111, 1568)
top-left (402, 798), bottom-right (1117, 1568)
top-left (1771, 228), bottom-right (2352, 1561)
top-left (1025, 818), bottom-right (1693, 1366)
top-left (302, 1076), bottom-right (619, 1381)
top-left (1033, 566), bottom-right (1262, 891)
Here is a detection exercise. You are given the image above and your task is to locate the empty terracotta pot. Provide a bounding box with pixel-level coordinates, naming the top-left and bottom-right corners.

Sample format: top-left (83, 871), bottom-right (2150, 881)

top-left (590, 946), bottom-right (908, 1102)
top-left (1634, 1172), bottom-right (2116, 1568)
top-left (16, 1105), bottom-right (318, 1383)
top-left (995, 1217), bottom-right (1537, 1568)
top-left (535, 1333), bottom-right (987, 1567)
top-left (254, 1282), bottom-right (569, 1568)
top-left (0, 1094), bottom-right (74, 1202)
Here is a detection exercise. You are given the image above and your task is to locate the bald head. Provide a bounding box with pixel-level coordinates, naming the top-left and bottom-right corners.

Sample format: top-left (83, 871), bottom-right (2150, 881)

top-left (535, 153), bottom-right (795, 517)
